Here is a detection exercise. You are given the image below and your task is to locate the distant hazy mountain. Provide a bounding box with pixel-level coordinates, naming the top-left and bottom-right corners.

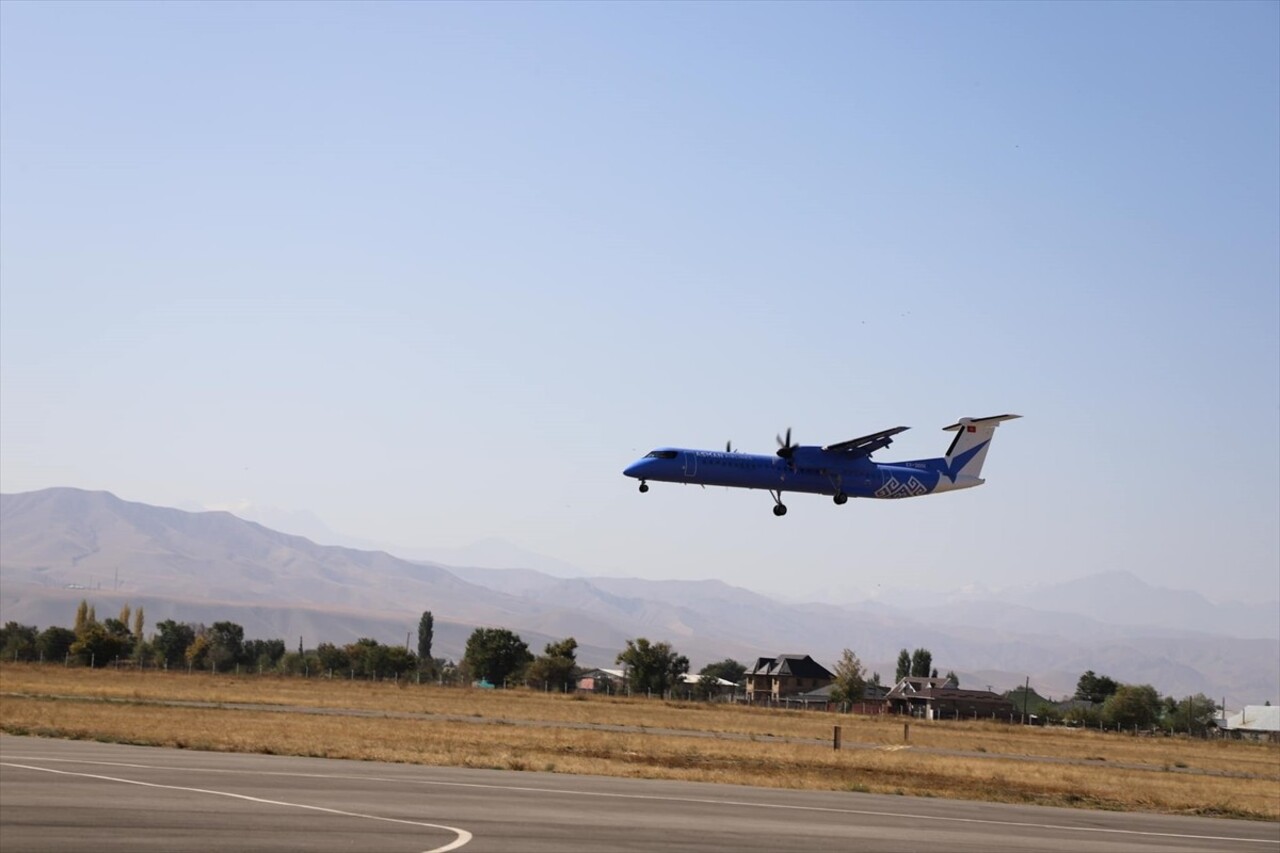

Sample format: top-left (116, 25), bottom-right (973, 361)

top-left (2, 488), bottom-right (1276, 707)
top-left (995, 570), bottom-right (1280, 640)
top-left (204, 501), bottom-right (584, 578)
top-left (407, 538), bottom-right (586, 578)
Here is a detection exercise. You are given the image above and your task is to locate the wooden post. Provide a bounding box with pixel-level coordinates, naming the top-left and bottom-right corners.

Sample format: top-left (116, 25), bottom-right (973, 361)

top-left (903, 722), bottom-right (910, 742)
top-left (833, 725), bottom-right (842, 751)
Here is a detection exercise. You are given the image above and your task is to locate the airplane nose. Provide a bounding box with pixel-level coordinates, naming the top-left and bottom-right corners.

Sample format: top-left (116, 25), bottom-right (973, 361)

top-left (623, 460), bottom-right (645, 478)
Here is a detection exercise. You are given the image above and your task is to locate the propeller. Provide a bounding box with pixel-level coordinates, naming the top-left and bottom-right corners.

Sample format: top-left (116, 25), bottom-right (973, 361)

top-left (776, 427), bottom-right (797, 459)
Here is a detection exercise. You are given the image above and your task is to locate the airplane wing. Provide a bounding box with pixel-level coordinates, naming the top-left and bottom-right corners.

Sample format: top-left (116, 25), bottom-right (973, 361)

top-left (822, 426), bottom-right (909, 457)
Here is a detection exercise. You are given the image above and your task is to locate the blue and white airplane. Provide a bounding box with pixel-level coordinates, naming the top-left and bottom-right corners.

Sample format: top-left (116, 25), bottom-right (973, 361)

top-left (624, 414), bottom-right (1020, 516)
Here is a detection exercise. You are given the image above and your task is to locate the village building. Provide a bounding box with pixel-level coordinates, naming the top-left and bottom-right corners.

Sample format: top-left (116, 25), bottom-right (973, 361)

top-left (745, 654), bottom-right (834, 703)
top-left (1216, 705), bottom-right (1280, 741)
top-left (885, 676), bottom-right (1016, 721)
top-left (576, 667), bottom-right (626, 694)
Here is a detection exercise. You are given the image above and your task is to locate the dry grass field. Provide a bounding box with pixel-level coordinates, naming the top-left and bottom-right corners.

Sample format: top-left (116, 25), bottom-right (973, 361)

top-left (2, 664), bottom-right (1277, 820)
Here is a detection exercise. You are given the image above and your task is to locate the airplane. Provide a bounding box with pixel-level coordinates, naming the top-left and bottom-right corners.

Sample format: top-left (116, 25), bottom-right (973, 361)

top-left (623, 414), bottom-right (1020, 516)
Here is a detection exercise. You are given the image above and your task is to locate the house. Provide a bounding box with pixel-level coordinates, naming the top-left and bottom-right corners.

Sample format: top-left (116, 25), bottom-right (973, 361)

top-left (885, 676), bottom-right (1016, 721)
top-left (670, 672), bottom-right (739, 700)
top-left (1216, 705), bottom-right (1280, 741)
top-left (745, 654), bottom-right (834, 703)
top-left (576, 667), bottom-right (626, 694)
top-left (787, 681), bottom-right (890, 712)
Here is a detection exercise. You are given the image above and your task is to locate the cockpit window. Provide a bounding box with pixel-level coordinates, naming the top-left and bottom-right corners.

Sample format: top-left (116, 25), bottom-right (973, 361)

top-left (645, 450), bottom-right (678, 459)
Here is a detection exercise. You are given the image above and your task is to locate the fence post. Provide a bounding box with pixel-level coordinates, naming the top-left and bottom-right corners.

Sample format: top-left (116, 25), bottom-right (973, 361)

top-left (903, 722), bottom-right (910, 743)
top-left (833, 725), bottom-right (842, 751)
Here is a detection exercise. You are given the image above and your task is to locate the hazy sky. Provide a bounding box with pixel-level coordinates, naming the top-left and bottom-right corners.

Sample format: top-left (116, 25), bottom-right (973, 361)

top-left (2, 1), bottom-right (1277, 603)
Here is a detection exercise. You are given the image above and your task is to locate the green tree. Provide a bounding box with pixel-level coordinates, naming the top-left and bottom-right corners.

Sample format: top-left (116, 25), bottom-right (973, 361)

top-left (102, 617), bottom-right (132, 643)
top-left (1162, 693), bottom-right (1218, 735)
top-left (1101, 684), bottom-right (1162, 729)
top-left (1034, 701), bottom-right (1063, 724)
top-left (698, 658), bottom-right (746, 685)
top-left (909, 648), bottom-right (933, 678)
top-left (1064, 703), bottom-right (1102, 727)
top-left (100, 617), bottom-right (134, 665)
top-left (944, 669), bottom-right (959, 687)
top-left (315, 642), bottom-right (350, 673)
top-left (418, 611), bottom-right (434, 664)
top-left (119, 604), bottom-right (132, 632)
top-left (345, 638), bottom-right (382, 677)
top-left (132, 606), bottom-right (145, 645)
top-left (527, 637), bottom-right (578, 691)
top-left (616, 638), bottom-right (689, 696)
top-left (128, 604), bottom-right (148, 663)
top-left (895, 649), bottom-right (911, 682)
top-left (205, 622), bottom-right (245, 670)
top-left (279, 651), bottom-right (321, 676)
top-left (829, 648), bottom-right (868, 707)
top-left (71, 622), bottom-right (129, 666)
top-left (152, 620), bottom-right (196, 668)
top-left (380, 645), bottom-right (417, 678)
top-left (0, 622), bottom-right (38, 661)
top-left (36, 626), bottom-right (77, 662)
top-left (463, 628), bottom-right (533, 686)
top-left (74, 600), bottom-right (90, 634)
top-left (184, 634), bottom-right (210, 669)
top-left (243, 638), bottom-right (287, 670)
top-left (1074, 670), bottom-right (1120, 704)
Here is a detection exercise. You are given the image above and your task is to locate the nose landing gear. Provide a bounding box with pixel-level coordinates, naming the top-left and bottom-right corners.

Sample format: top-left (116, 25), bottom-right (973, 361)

top-left (638, 481), bottom-right (649, 493)
top-left (833, 492), bottom-right (848, 505)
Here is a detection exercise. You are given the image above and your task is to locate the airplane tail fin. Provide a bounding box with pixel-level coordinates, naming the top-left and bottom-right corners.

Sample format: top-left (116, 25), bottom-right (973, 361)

top-left (941, 414), bottom-right (1020, 480)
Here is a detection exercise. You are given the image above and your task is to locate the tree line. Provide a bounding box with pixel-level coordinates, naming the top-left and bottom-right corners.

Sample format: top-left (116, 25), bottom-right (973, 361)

top-left (0, 608), bottom-right (1229, 732)
top-left (0, 605), bottom-right (734, 696)
top-left (1044, 669), bottom-right (1221, 735)
top-left (0, 602), bottom-right (426, 679)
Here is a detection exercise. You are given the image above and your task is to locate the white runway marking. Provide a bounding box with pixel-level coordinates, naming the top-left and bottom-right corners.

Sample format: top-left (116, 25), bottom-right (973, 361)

top-left (6, 753), bottom-right (1276, 847)
top-left (1, 761), bottom-right (472, 853)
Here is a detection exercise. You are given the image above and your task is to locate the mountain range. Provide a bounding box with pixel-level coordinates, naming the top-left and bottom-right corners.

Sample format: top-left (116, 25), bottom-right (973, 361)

top-left (1, 487), bottom-right (1275, 707)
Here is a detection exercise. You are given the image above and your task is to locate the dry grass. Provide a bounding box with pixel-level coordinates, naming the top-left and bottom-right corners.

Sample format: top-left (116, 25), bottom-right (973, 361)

top-left (2, 664), bottom-right (1277, 820)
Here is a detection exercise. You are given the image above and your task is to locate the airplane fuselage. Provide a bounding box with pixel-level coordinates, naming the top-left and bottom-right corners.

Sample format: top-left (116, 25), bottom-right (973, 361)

top-left (623, 448), bottom-right (982, 500)
top-left (624, 415), bottom-right (1017, 515)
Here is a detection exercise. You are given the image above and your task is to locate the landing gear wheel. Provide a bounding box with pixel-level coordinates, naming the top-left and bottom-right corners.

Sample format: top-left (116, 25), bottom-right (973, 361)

top-left (772, 503), bottom-right (788, 517)
top-left (639, 482), bottom-right (649, 493)
top-left (833, 492), bottom-right (848, 505)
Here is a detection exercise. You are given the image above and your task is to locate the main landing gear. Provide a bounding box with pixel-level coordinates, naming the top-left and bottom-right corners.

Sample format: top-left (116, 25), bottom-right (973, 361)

top-left (833, 492), bottom-right (848, 505)
top-left (638, 481), bottom-right (649, 493)
top-left (769, 490), bottom-right (788, 517)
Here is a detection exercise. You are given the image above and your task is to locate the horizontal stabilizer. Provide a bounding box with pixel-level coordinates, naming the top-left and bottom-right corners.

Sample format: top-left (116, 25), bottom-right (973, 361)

top-left (942, 414), bottom-right (1021, 432)
top-left (823, 426), bottom-right (909, 457)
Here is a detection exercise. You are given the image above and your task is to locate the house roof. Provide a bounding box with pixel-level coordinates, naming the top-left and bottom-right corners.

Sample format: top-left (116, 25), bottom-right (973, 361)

top-left (794, 682), bottom-right (888, 701)
top-left (887, 683), bottom-right (1014, 707)
top-left (1222, 706), bottom-right (1280, 732)
top-left (885, 676), bottom-right (956, 697)
top-left (681, 673), bottom-right (737, 687)
top-left (748, 654), bottom-right (835, 680)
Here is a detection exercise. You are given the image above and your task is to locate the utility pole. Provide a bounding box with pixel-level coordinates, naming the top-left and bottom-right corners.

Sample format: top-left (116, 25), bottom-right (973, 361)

top-left (1023, 676), bottom-right (1030, 724)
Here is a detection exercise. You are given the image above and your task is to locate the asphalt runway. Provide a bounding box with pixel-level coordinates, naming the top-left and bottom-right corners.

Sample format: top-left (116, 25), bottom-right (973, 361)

top-left (2, 736), bottom-right (1276, 852)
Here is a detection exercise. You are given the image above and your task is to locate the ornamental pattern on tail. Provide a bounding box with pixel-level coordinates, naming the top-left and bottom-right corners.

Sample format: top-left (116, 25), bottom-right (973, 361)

top-left (875, 476), bottom-right (930, 499)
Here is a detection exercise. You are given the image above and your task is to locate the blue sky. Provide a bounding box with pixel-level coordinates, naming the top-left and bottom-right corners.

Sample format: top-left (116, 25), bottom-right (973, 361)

top-left (2, 1), bottom-right (1276, 603)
